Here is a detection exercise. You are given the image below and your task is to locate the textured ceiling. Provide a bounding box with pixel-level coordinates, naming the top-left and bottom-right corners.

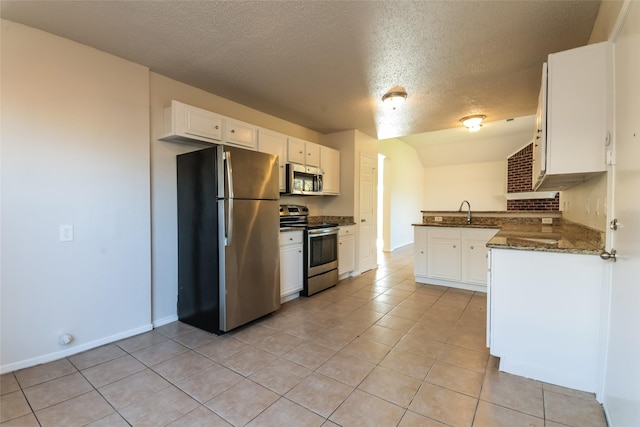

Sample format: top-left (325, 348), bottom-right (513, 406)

top-left (1, 1), bottom-right (601, 145)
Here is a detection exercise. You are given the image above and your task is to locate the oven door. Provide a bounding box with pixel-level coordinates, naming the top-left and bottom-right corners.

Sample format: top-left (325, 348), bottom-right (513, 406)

top-left (307, 228), bottom-right (339, 277)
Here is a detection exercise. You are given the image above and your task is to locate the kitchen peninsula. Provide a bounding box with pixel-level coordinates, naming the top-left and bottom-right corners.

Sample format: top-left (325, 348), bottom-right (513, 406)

top-left (414, 210), bottom-right (606, 393)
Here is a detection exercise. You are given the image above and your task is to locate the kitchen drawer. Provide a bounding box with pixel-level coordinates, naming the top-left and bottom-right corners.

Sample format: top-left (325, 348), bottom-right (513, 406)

top-left (339, 225), bottom-right (355, 237)
top-left (279, 230), bottom-right (303, 246)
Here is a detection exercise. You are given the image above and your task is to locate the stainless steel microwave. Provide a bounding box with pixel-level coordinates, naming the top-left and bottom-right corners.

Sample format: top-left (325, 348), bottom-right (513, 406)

top-left (285, 163), bottom-right (323, 195)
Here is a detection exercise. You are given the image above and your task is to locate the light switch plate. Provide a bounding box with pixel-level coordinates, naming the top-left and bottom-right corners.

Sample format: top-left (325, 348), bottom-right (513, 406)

top-left (434, 216), bottom-right (443, 222)
top-left (60, 225), bottom-right (74, 242)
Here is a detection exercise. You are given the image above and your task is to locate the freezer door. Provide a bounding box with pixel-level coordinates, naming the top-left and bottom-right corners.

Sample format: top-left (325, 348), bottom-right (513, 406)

top-left (219, 199), bottom-right (281, 331)
top-left (222, 146), bottom-right (279, 200)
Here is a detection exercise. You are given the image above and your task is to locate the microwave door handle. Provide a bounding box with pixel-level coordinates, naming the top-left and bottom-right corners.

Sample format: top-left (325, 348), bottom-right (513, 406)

top-left (224, 151), bottom-right (234, 246)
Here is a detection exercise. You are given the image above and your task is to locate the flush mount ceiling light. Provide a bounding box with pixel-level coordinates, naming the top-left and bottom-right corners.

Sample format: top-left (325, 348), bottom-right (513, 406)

top-left (460, 114), bottom-right (486, 132)
top-left (382, 88), bottom-right (408, 110)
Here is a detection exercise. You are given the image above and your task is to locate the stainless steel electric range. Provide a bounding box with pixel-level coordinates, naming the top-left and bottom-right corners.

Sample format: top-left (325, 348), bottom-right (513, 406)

top-left (279, 205), bottom-right (339, 296)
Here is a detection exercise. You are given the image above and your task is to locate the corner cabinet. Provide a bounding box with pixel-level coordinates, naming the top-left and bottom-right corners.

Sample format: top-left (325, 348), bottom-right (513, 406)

top-left (159, 100), bottom-right (222, 144)
top-left (414, 226), bottom-right (498, 292)
top-left (257, 129), bottom-right (287, 192)
top-left (534, 41), bottom-right (611, 191)
top-left (338, 226), bottom-right (356, 278)
top-left (279, 231), bottom-right (303, 302)
top-left (320, 146), bottom-right (340, 195)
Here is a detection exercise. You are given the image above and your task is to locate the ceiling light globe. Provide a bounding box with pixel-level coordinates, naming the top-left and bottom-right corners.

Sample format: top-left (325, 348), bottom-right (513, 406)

top-left (382, 90), bottom-right (408, 109)
top-left (460, 114), bottom-right (486, 131)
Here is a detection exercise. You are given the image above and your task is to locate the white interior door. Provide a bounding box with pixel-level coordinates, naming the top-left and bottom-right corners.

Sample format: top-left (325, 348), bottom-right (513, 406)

top-left (603, 3), bottom-right (640, 425)
top-left (359, 154), bottom-right (376, 273)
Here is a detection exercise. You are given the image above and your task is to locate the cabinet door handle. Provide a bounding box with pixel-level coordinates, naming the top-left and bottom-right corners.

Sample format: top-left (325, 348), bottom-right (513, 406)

top-left (215, 125), bottom-right (219, 130)
top-left (289, 237), bottom-right (293, 241)
top-left (470, 246), bottom-right (474, 250)
top-left (231, 129), bottom-right (235, 133)
top-left (452, 245), bottom-right (456, 248)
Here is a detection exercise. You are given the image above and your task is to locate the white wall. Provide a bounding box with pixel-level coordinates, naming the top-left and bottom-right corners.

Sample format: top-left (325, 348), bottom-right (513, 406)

top-left (378, 138), bottom-right (424, 251)
top-left (1, 21), bottom-right (151, 372)
top-left (149, 73), bottom-right (322, 325)
top-left (423, 161), bottom-right (507, 211)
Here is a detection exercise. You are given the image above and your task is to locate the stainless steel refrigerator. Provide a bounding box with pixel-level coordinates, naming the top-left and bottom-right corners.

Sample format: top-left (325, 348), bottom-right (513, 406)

top-left (177, 145), bottom-right (280, 334)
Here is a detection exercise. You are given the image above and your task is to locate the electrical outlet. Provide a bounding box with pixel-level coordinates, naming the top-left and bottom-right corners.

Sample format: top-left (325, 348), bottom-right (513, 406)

top-left (434, 216), bottom-right (443, 222)
top-left (60, 225), bottom-right (74, 242)
top-left (541, 218), bottom-right (553, 225)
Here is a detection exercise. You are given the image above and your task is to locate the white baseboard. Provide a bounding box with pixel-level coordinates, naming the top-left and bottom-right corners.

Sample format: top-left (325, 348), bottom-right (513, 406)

top-left (0, 323), bottom-right (153, 374)
top-left (414, 275), bottom-right (487, 293)
top-left (152, 314), bottom-right (179, 328)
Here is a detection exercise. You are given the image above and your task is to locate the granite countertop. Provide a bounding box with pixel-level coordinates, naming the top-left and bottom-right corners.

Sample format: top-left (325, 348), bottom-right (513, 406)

top-left (413, 211), bottom-right (604, 255)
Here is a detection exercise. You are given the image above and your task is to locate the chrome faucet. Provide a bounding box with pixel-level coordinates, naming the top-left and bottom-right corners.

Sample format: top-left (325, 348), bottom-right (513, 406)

top-left (459, 200), bottom-right (471, 224)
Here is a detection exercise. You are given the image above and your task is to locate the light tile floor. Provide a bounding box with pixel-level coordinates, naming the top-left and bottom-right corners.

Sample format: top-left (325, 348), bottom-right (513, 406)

top-left (1, 246), bottom-right (608, 426)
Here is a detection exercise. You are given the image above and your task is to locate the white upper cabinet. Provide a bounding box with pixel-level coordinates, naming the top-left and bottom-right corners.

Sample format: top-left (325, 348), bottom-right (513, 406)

top-left (159, 100), bottom-right (222, 144)
top-left (257, 128), bottom-right (287, 192)
top-left (320, 145), bottom-right (340, 195)
top-left (535, 41), bottom-right (611, 191)
top-left (287, 138), bottom-right (306, 164)
top-left (305, 142), bottom-right (320, 167)
top-left (288, 138), bottom-right (320, 167)
top-left (225, 118), bottom-right (257, 150)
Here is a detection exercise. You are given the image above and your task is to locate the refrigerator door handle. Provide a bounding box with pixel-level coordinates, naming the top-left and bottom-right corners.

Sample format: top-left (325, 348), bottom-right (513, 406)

top-left (225, 150), bottom-right (235, 199)
top-left (224, 150), bottom-right (234, 246)
top-left (226, 198), bottom-right (233, 246)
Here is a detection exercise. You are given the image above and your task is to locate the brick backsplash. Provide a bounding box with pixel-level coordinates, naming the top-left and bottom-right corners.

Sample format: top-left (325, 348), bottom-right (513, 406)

top-left (507, 143), bottom-right (559, 211)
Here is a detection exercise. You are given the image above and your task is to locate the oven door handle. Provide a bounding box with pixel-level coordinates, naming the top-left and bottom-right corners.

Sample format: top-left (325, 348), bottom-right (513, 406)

top-left (308, 228), bottom-right (339, 236)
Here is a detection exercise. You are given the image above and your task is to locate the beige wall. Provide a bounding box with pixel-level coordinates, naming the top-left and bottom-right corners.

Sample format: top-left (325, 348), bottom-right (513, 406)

top-left (589, 0), bottom-right (625, 43)
top-left (378, 138), bottom-right (424, 251)
top-left (1, 20), bottom-right (151, 372)
top-left (423, 161), bottom-right (508, 211)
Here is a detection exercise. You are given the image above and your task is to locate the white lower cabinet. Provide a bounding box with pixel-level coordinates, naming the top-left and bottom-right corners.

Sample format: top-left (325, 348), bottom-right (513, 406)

top-left (338, 226), bottom-right (356, 278)
top-left (413, 227), bottom-right (428, 276)
top-left (414, 226), bottom-right (498, 292)
top-left (462, 228), bottom-right (499, 285)
top-left (279, 231), bottom-right (303, 302)
top-left (427, 228), bottom-right (462, 281)
top-left (488, 248), bottom-right (605, 392)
